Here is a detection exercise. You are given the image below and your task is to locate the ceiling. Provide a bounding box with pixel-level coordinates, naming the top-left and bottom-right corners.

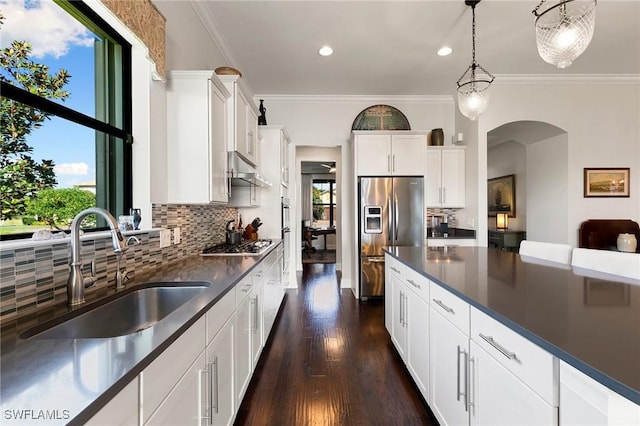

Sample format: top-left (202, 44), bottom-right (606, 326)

top-left (176, 0), bottom-right (640, 96)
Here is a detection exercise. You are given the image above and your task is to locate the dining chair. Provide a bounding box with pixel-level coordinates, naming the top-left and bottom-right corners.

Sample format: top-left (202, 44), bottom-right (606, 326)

top-left (519, 240), bottom-right (573, 265)
top-left (571, 247), bottom-right (640, 280)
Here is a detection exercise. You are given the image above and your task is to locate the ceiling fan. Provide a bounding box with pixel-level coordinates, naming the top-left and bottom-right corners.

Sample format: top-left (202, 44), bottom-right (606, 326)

top-left (321, 163), bottom-right (336, 173)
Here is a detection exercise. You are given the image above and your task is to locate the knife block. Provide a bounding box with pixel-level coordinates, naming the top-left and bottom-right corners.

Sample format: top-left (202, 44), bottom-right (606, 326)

top-left (243, 224), bottom-right (258, 240)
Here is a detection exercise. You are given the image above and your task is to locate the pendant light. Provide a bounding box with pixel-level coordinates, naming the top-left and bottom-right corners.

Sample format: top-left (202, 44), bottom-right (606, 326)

top-left (532, 0), bottom-right (597, 69)
top-left (456, 0), bottom-right (494, 121)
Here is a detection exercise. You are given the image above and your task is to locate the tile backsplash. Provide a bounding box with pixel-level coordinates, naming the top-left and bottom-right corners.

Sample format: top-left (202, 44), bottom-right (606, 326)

top-left (0, 204), bottom-right (237, 322)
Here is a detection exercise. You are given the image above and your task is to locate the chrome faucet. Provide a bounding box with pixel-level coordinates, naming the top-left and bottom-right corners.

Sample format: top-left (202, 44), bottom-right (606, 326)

top-left (115, 236), bottom-right (140, 290)
top-left (68, 207), bottom-right (127, 306)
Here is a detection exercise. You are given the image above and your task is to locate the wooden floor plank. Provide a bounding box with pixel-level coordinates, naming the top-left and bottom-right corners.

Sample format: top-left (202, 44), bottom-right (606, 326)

top-left (235, 263), bottom-right (437, 425)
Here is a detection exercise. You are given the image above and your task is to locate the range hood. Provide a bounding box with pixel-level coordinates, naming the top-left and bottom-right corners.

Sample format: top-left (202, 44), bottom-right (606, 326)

top-left (228, 152), bottom-right (272, 187)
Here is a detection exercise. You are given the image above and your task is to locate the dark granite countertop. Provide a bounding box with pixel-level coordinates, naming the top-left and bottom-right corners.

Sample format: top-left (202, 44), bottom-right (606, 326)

top-left (427, 227), bottom-right (476, 239)
top-left (0, 243), bottom-right (280, 425)
top-left (384, 246), bottom-right (640, 406)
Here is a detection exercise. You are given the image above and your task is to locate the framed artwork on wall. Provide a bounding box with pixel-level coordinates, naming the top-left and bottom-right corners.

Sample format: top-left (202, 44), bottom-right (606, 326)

top-left (584, 168), bottom-right (630, 197)
top-left (488, 174), bottom-right (516, 217)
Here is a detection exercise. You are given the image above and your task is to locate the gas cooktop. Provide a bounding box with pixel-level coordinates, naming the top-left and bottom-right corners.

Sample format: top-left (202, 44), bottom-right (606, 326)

top-left (201, 239), bottom-right (274, 256)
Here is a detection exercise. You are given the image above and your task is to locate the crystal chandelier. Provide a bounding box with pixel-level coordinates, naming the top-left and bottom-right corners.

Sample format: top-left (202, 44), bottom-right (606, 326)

top-left (532, 0), bottom-right (597, 69)
top-left (457, 0), bottom-right (494, 121)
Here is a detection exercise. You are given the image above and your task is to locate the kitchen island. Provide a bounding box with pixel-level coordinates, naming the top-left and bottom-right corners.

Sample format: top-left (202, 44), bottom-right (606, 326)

top-left (385, 245), bottom-right (640, 425)
top-left (0, 242), bottom-right (282, 425)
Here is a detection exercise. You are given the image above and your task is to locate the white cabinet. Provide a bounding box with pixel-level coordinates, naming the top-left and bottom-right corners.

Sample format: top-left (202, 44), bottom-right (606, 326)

top-left (86, 379), bottom-right (138, 425)
top-left (167, 71), bottom-right (230, 204)
top-left (560, 361), bottom-right (640, 426)
top-left (354, 132), bottom-right (426, 176)
top-left (205, 317), bottom-right (235, 426)
top-left (385, 255), bottom-right (430, 399)
top-left (141, 317), bottom-right (206, 423)
top-left (234, 276), bottom-right (255, 406)
top-left (429, 281), bottom-right (471, 426)
top-left (145, 351), bottom-right (206, 425)
top-left (426, 147), bottom-right (465, 207)
top-left (218, 74), bottom-right (259, 167)
top-left (469, 307), bottom-right (558, 426)
top-left (263, 250), bottom-right (284, 343)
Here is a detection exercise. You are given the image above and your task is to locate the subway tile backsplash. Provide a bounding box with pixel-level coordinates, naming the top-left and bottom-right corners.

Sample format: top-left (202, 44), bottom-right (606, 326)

top-left (0, 204), bottom-right (237, 322)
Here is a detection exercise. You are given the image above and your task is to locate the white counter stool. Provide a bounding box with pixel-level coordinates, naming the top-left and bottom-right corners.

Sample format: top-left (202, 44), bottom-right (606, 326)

top-left (571, 247), bottom-right (640, 280)
top-left (519, 240), bottom-right (573, 265)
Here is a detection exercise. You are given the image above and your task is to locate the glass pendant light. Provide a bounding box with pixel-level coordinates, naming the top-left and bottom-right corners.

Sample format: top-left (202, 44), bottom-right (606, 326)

top-left (457, 0), bottom-right (494, 121)
top-left (532, 0), bottom-right (597, 69)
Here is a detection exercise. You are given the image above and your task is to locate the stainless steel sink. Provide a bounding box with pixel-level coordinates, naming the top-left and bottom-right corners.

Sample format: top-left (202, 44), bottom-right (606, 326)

top-left (20, 282), bottom-right (210, 340)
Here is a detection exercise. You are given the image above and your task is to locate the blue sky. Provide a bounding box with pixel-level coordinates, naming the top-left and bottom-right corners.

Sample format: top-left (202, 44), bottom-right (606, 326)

top-left (1, 0), bottom-right (97, 188)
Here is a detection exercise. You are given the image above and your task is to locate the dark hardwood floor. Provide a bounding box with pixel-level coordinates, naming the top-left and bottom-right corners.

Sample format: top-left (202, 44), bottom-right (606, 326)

top-left (235, 263), bottom-right (437, 425)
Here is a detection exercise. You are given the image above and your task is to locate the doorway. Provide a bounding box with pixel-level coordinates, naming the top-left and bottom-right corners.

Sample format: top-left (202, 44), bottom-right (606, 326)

top-left (301, 161), bottom-right (337, 264)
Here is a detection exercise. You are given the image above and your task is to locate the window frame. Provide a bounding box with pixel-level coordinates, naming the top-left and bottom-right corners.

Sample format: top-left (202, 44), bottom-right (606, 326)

top-left (312, 179), bottom-right (336, 227)
top-left (0, 0), bottom-right (133, 240)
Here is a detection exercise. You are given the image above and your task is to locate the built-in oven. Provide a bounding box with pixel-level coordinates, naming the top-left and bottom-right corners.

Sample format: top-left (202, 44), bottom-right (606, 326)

top-left (281, 197), bottom-right (291, 279)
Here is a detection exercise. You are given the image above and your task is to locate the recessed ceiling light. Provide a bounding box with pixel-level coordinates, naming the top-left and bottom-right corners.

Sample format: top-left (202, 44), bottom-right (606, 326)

top-left (437, 46), bottom-right (453, 56)
top-left (318, 46), bottom-right (333, 56)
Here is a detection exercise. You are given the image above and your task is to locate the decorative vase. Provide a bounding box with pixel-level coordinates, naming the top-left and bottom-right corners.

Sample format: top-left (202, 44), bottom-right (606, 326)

top-left (130, 208), bottom-right (142, 230)
top-left (430, 128), bottom-right (444, 146)
top-left (617, 233), bottom-right (637, 252)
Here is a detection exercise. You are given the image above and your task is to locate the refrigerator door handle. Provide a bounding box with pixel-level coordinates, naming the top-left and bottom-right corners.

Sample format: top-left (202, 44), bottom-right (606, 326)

top-left (394, 193), bottom-right (399, 240)
top-left (388, 198), bottom-right (393, 241)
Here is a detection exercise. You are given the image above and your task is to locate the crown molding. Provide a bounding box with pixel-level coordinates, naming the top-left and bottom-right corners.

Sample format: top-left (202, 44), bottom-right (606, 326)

top-left (253, 94), bottom-right (455, 104)
top-left (493, 74), bottom-right (640, 85)
top-left (189, 1), bottom-right (241, 70)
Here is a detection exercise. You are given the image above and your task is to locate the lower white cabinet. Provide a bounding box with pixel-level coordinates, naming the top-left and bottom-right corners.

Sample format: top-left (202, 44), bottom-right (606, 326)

top-left (235, 276), bottom-right (255, 406)
top-left (86, 379), bottom-right (138, 425)
top-left (470, 340), bottom-right (557, 426)
top-left (263, 251), bottom-right (284, 343)
top-left (386, 255), bottom-right (430, 400)
top-left (560, 361), bottom-right (640, 426)
top-left (141, 317), bottom-right (206, 423)
top-left (429, 305), bottom-right (470, 426)
top-left (145, 351), bottom-right (206, 425)
top-left (205, 317), bottom-right (235, 426)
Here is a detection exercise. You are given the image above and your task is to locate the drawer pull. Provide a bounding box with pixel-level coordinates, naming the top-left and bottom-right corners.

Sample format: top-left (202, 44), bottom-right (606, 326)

top-left (479, 333), bottom-right (517, 360)
top-left (407, 279), bottom-right (421, 289)
top-left (390, 266), bottom-right (400, 273)
top-left (432, 298), bottom-right (455, 314)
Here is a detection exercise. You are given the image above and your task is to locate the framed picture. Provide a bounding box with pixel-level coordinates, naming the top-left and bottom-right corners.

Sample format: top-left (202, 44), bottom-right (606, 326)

top-left (488, 174), bottom-right (516, 217)
top-left (584, 168), bottom-right (630, 197)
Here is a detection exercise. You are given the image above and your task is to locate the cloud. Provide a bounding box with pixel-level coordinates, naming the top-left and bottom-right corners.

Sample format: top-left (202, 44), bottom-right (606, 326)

top-left (0, 0), bottom-right (94, 58)
top-left (54, 162), bottom-right (89, 176)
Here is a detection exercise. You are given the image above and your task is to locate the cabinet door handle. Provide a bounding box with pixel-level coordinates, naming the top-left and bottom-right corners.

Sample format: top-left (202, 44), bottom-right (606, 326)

top-left (479, 333), bottom-right (517, 360)
top-left (392, 154), bottom-right (396, 172)
top-left (399, 291), bottom-right (404, 326)
top-left (254, 295), bottom-right (260, 334)
top-left (456, 346), bottom-right (464, 404)
top-left (456, 346), bottom-right (469, 412)
top-left (199, 367), bottom-right (210, 423)
top-left (468, 356), bottom-right (475, 411)
top-left (407, 279), bottom-right (420, 289)
top-left (439, 188), bottom-right (442, 204)
top-left (443, 187), bottom-right (446, 204)
top-left (211, 357), bottom-right (219, 416)
top-left (432, 298), bottom-right (455, 315)
top-left (402, 292), bottom-right (408, 327)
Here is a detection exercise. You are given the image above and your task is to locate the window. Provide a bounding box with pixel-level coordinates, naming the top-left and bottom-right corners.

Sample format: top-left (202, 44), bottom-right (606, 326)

top-left (312, 179), bottom-right (336, 228)
top-left (0, 0), bottom-right (132, 239)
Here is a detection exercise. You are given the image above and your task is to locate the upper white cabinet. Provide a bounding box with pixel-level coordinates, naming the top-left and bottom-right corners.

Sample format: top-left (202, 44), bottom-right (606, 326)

top-left (426, 147), bottom-right (465, 208)
top-left (354, 132), bottom-right (426, 176)
top-left (166, 71), bottom-right (230, 204)
top-left (218, 74), bottom-right (260, 167)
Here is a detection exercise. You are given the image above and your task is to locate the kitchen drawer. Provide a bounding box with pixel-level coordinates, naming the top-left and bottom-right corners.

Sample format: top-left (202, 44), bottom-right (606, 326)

top-left (252, 250), bottom-right (277, 284)
top-left (471, 306), bottom-right (558, 406)
top-left (236, 275), bottom-right (254, 305)
top-left (206, 288), bottom-right (235, 344)
top-left (391, 261), bottom-right (429, 303)
top-left (429, 281), bottom-right (469, 335)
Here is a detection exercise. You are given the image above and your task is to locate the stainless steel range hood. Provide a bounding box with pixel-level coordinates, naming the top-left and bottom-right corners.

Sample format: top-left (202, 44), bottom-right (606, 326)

top-left (228, 152), bottom-right (272, 187)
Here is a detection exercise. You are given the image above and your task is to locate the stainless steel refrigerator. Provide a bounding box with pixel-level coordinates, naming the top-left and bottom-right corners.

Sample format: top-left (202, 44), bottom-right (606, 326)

top-left (359, 177), bottom-right (424, 299)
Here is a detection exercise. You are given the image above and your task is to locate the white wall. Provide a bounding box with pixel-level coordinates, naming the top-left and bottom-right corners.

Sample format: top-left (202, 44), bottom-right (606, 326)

top-left (477, 81), bottom-right (640, 247)
top-left (527, 135), bottom-right (569, 243)
top-left (488, 141), bottom-right (527, 231)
